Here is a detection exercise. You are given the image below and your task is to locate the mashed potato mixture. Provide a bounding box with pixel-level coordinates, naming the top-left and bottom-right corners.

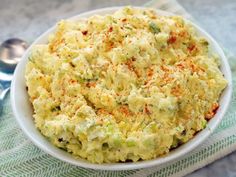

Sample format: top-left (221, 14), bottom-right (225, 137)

top-left (25, 7), bottom-right (227, 163)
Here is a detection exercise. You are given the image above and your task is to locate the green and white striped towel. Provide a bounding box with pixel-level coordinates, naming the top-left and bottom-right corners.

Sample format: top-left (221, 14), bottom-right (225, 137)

top-left (0, 0), bottom-right (236, 176)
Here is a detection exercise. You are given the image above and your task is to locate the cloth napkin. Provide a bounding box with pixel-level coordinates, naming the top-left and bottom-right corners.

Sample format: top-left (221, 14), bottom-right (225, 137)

top-left (0, 0), bottom-right (236, 176)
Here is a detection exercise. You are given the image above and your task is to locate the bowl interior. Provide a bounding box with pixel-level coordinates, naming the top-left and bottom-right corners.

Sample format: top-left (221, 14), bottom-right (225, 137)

top-left (11, 7), bottom-right (232, 171)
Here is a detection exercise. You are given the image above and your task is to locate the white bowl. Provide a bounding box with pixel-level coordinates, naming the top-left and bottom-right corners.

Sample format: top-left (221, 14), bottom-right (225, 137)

top-left (11, 6), bottom-right (232, 171)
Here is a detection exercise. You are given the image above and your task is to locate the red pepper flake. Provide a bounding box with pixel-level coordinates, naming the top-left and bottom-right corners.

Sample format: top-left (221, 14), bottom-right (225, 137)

top-left (125, 60), bottom-right (134, 71)
top-left (122, 18), bottom-right (127, 22)
top-left (205, 112), bottom-right (214, 120)
top-left (120, 105), bottom-right (131, 116)
top-left (147, 68), bottom-right (154, 77)
top-left (205, 103), bottom-right (219, 120)
top-left (86, 82), bottom-right (96, 88)
top-left (179, 31), bottom-right (187, 37)
top-left (212, 103), bottom-right (219, 114)
top-left (69, 79), bottom-right (77, 84)
top-left (144, 104), bottom-right (151, 115)
top-left (82, 31), bottom-right (88, 35)
top-left (97, 109), bottom-right (109, 115)
top-left (167, 35), bottom-right (177, 44)
top-left (176, 63), bottom-right (185, 70)
top-left (108, 27), bottom-right (113, 32)
top-left (188, 44), bottom-right (195, 52)
top-left (160, 65), bottom-right (170, 72)
top-left (125, 57), bottom-right (140, 77)
top-left (105, 41), bottom-right (114, 51)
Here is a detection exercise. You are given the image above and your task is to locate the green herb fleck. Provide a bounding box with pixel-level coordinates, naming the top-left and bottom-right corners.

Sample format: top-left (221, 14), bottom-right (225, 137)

top-left (202, 40), bottom-right (209, 46)
top-left (125, 26), bottom-right (132, 30)
top-left (202, 119), bottom-right (207, 128)
top-left (127, 140), bottom-right (136, 147)
top-left (149, 22), bottom-right (161, 34)
top-left (28, 56), bottom-right (34, 62)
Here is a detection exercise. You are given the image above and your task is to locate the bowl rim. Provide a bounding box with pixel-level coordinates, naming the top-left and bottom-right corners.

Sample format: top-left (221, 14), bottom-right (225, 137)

top-left (11, 6), bottom-right (233, 171)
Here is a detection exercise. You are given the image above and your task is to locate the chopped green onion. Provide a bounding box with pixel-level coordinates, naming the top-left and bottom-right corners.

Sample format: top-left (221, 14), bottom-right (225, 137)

top-left (149, 22), bottom-right (161, 34)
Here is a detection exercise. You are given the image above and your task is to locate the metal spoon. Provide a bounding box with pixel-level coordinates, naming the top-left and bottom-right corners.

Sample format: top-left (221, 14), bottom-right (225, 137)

top-left (0, 38), bottom-right (28, 113)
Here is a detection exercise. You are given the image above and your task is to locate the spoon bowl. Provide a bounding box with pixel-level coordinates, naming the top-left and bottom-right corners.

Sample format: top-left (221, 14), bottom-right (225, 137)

top-left (0, 38), bottom-right (27, 74)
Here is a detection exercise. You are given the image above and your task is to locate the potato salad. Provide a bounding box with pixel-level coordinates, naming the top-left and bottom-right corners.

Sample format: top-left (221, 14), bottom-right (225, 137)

top-left (25, 7), bottom-right (227, 163)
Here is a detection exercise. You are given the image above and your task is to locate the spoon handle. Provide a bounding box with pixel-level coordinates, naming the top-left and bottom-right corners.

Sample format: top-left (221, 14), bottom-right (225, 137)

top-left (0, 87), bottom-right (10, 114)
top-left (0, 79), bottom-right (12, 115)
